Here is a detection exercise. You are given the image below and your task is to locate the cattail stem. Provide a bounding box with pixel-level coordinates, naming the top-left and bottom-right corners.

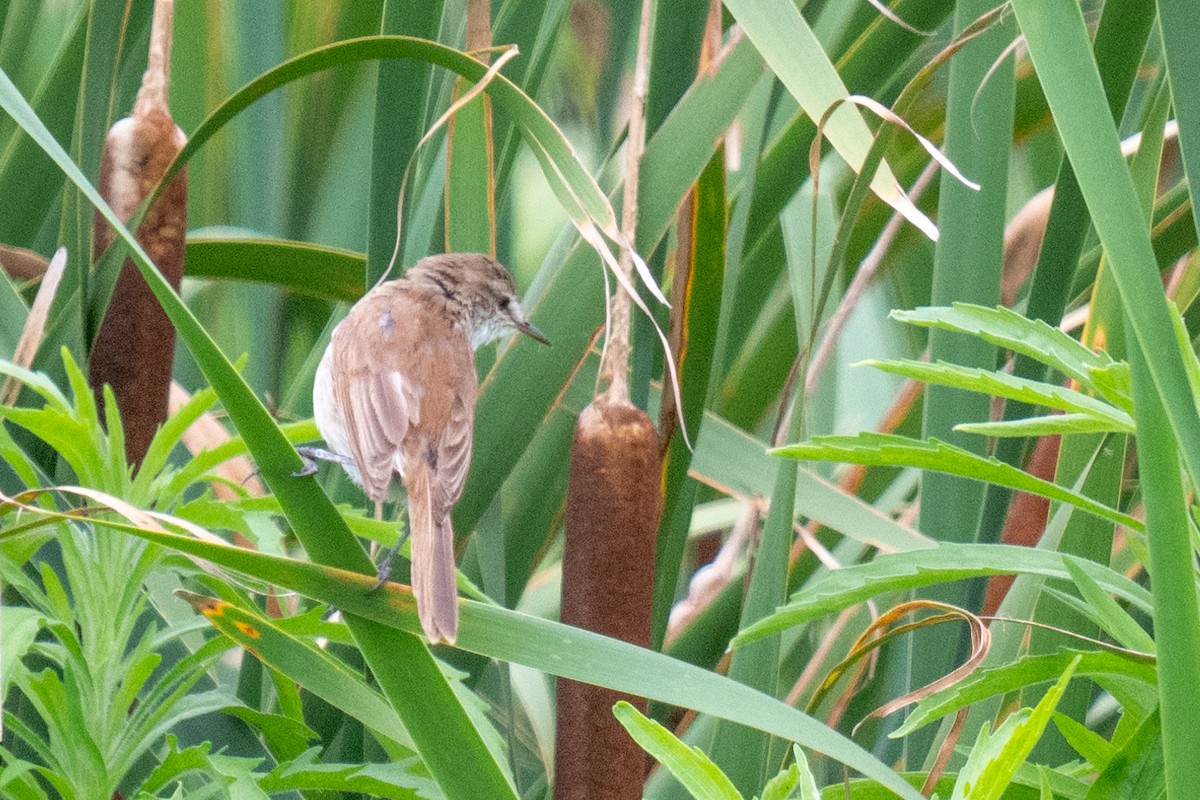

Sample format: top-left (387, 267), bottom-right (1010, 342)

top-left (598, 0), bottom-right (652, 404)
top-left (133, 0), bottom-right (173, 117)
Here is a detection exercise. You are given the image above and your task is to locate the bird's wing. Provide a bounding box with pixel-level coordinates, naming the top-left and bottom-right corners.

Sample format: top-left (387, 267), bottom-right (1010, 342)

top-left (432, 380), bottom-right (475, 507)
top-left (335, 368), bottom-right (421, 503)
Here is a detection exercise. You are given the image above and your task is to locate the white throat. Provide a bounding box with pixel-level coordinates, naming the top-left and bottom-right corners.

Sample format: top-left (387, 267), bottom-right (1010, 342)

top-left (468, 315), bottom-right (513, 350)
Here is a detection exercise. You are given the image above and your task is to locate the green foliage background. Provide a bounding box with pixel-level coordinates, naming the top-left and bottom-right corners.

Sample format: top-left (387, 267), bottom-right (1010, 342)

top-left (2, 1), bottom-right (1199, 799)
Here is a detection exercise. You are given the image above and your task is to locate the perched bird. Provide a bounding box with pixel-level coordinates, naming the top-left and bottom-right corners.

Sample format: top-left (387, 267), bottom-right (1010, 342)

top-left (302, 253), bottom-right (549, 643)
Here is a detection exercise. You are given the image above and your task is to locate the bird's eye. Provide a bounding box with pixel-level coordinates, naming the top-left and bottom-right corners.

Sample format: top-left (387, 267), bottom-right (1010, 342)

top-left (500, 296), bottom-right (512, 310)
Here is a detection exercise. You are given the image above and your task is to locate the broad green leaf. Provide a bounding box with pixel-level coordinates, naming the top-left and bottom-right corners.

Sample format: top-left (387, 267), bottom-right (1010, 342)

top-left (0, 59), bottom-right (517, 800)
top-left (1127, 312), bottom-right (1200, 799)
top-left (1158, 0), bottom-right (1200, 252)
top-left (1009, 3), bottom-right (1200, 655)
top-left (0, 4), bottom-right (86, 249)
top-left (1168, 302), bottom-right (1200, 421)
top-left (55, 512), bottom-right (928, 800)
top-left (955, 414), bottom-right (1132, 437)
top-left (916, 2), bottom-right (1013, 734)
top-left (162, 36), bottom-right (615, 239)
top-left (185, 235), bottom-right (366, 302)
top-left (654, 144), bottom-right (730, 646)
top-left (695, 416), bottom-right (934, 553)
top-left (459, 32), bottom-right (762, 535)
top-left (0, 272), bottom-right (27, 355)
top-left (709, 427), bottom-right (795, 791)
top-left (366, 3), bottom-right (443, 285)
top-left (723, 0), bottom-right (937, 240)
top-left (445, 87), bottom-right (495, 256)
top-left (179, 591), bottom-right (416, 751)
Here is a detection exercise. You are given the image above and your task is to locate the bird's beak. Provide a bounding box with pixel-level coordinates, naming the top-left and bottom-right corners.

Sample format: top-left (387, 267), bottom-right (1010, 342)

top-left (515, 318), bottom-right (551, 345)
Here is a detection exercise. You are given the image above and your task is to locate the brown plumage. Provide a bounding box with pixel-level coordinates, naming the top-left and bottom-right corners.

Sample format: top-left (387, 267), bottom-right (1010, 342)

top-left (311, 253), bottom-right (548, 643)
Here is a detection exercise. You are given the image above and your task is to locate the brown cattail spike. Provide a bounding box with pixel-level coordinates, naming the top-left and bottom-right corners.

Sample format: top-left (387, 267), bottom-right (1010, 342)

top-left (89, 0), bottom-right (187, 466)
top-left (556, 397), bottom-right (662, 800)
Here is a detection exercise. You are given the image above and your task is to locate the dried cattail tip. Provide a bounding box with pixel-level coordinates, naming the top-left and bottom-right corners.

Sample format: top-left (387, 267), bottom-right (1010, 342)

top-left (89, 0), bottom-right (187, 466)
top-left (555, 396), bottom-right (662, 800)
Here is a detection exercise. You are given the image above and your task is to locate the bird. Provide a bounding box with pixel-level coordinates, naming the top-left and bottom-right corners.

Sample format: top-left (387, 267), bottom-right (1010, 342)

top-left (300, 252), bottom-right (549, 643)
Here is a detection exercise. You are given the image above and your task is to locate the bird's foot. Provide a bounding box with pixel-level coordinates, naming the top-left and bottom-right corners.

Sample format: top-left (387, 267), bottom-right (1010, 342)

top-left (369, 530), bottom-right (411, 592)
top-left (294, 446), bottom-right (354, 477)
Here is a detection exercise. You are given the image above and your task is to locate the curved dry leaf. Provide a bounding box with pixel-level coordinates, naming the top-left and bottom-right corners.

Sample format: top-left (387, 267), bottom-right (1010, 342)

top-left (850, 600), bottom-right (990, 734)
top-left (865, 0), bottom-right (936, 36)
top-left (381, 44), bottom-right (520, 286)
top-left (578, 221), bottom-right (691, 448)
top-left (815, 95), bottom-right (980, 194)
top-left (803, 599), bottom-right (990, 735)
top-left (28, 484), bottom-right (168, 533)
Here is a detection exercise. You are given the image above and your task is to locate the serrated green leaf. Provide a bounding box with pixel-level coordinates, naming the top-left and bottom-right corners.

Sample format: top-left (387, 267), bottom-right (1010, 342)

top-left (613, 701), bottom-right (742, 800)
top-left (861, 359), bottom-right (1133, 426)
top-left (772, 433), bottom-right (1140, 530)
top-left (1061, 558), bottom-right (1156, 653)
top-left (1051, 711), bottom-right (1116, 770)
top-left (259, 748), bottom-right (436, 796)
top-left (698, 416), bottom-right (934, 553)
top-left (66, 512), bottom-right (926, 800)
top-left (1086, 362), bottom-right (1132, 408)
top-left (758, 763), bottom-right (799, 800)
top-left (893, 649), bottom-right (1152, 739)
top-left (950, 655), bottom-right (1080, 800)
top-left (956, 413), bottom-right (1132, 437)
top-left (1083, 709), bottom-right (1164, 800)
top-left (892, 304), bottom-right (1121, 401)
top-left (735, 544), bottom-right (1151, 644)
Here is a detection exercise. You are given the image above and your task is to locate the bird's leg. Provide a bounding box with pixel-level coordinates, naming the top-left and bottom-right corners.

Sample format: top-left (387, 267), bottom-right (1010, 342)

top-left (370, 521), bottom-right (410, 591)
top-left (293, 446), bottom-right (355, 477)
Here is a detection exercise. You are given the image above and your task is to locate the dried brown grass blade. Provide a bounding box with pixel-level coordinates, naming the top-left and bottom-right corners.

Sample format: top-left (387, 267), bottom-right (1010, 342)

top-left (2, 247), bottom-right (67, 406)
top-left (804, 600), bottom-right (990, 736)
top-left (168, 382), bottom-right (263, 503)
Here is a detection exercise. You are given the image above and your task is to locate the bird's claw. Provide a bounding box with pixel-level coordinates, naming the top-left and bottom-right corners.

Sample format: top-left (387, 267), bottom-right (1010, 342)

top-left (292, 460), bottom-right (319, 478)
top-left (368, 531), bottom-right (409, 593)
top-left (294, 445), bottom-right (352, 477)
top-left (369, 562), bottom-right (391, 593)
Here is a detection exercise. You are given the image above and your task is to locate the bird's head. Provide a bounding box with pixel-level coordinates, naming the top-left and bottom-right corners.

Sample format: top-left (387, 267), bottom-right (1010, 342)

top-left (409, 253), bottom-right (550, 349)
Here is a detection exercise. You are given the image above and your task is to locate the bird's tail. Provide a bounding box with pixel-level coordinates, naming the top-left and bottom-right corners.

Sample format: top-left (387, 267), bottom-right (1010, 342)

top-left (408, 464), bottom-right (459, 644)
